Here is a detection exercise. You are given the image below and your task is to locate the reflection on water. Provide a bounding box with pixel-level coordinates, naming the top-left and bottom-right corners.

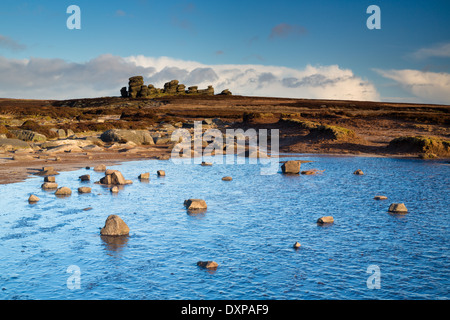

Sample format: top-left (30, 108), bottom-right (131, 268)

top-left (0, 155), bottom-right (448, 300)
top-left (101, 235), bottom-right (129, 253)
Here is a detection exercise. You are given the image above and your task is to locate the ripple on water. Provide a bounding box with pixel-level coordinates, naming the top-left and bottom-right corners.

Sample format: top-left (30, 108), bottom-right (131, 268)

top-left (0, 156), bottom-right (448, 299)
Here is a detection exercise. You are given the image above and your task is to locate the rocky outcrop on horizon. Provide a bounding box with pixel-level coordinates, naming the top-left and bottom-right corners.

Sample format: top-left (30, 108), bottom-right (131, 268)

top-left (120, 76), bottom-right (231, 98)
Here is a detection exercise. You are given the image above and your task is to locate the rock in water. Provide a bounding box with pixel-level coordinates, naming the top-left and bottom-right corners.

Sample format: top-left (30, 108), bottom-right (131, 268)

top-left (111, 171), bottom-right (126, 185)
top-left (157, 170), bottom-right (165, 176)
top-left (293, 242), bottom-right (301, 249)
top-left (79, 174), bottom-right (90, 181)
top-left (41, 182), bottom-right (58, 189)
top-left (374, 195), bottom-right (388, 200)
top-left (139, 173), bottom-right (150, 180)
top-left (388, 203), bottom-right (408, 214)
top-left (78, 187), bottom-right (91, 194)
top-left (317, 216), bottom-right (334, 224)
top-left (110, 186), bottom-right (119, 193)
top-left (197, 261), bottom-right (218, 269)
top-left (222, 176), bottom-right (232, 181)
top-left (44, 176), bottom-right (56, 183)
top-left (28, 195), bottom-right (40, 203)
top-left (55, 187), bottom-right (72, 196)
top-left (184, 199), bottom-right (207, 211)
top-left (100, 215), bottom-right (130, 236)
top-left (281, 161), bottom-right (301, 174)
top-left (353, 169), bottom-right (364, 175)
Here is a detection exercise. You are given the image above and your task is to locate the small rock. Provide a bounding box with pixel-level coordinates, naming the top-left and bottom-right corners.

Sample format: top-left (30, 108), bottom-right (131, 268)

top-left (157, 170), bottom-right (165, 176)
top-left (353, 169), bottom-right (364, 175)
top-left (110, 186), bottom-right (119, 193)
top-left (201, 161), bottom-right (212, 166)
top-left (197, 261), bottom-right (218, 270)
top-left (78, 187), bottom-right (92, 194)
top-left (124, 180), bottom-right (133, 185)
top-left (94, 164), bottom-right (107, 172)
top-left (100, 214), bottom-right (130, 236)
top-left (55, 187), bottom-right (72, 196)
top-left (317, 216), bottom-right (334, 224)
top-left (388, 203), bottom-right (408, 214)
top-left (41, 182), bottom-right (58, 189)
top-left (28, 195), bottom-right (40, 203)
top-left (222, 176), bottom-right (232, 181)
top-left (139, 173), bottom-right (150, 180)
top-left (293, 242), bottom-right (301, 249)
top-left (374, 195), bottom-right (388, 200)
top-left (79, 174), bottom-right (90, 181)
top-left (184, 199), bottom-right (207, 211)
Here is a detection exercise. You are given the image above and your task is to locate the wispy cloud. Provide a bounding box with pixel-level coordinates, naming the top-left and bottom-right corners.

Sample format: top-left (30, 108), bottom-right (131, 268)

top-left (374, 68), bottom-right (450, 104)
top-left (410, 42), bottom-right (450, 60)
top-left (269, 23), bottom-right (307, 40)
top-left (0, 54), bottom-right (380, 101)
top-left (0, 34), bottom-right (26, 52)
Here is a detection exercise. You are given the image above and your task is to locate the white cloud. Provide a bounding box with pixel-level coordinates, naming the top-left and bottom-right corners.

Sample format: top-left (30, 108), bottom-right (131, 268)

top-left (411, 42), bottom-right (450, 60)
top-left (0, 54), bottom-right (380, 101)
top-left (374, 68), bottom-right (450, 105)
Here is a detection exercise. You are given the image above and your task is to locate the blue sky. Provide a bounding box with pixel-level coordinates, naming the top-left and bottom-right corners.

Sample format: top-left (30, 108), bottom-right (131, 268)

top-left (1, 0), bottom-right (450, 104)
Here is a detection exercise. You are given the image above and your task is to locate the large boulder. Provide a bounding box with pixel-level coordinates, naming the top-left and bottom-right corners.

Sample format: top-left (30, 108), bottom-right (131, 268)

top-left (0, 138), bottom-right (31, 151)
top-left (100, 129), bottom-right (154, 145)
top-left (9, 129), bottom-right (47, 142)
top-left (281, 161), bottom-right (301, 174)
top-left (100, 215), bottom-right (130, 236)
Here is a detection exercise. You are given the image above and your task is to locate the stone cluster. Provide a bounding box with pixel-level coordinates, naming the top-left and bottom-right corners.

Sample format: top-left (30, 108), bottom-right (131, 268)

top-left (120, 76), bottom-right (230, 98)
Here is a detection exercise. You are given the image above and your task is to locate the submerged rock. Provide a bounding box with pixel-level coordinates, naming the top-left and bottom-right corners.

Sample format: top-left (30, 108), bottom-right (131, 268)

top-left (374, 195), bottom-right (388, 200)
top-left (100, 215), bottom-right (130, 236)
top-left (222, 176), bottom-right (233, 181)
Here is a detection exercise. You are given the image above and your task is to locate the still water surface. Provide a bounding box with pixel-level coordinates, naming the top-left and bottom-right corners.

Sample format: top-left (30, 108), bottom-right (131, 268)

top-left (0, 155), bottom-right (449, 299)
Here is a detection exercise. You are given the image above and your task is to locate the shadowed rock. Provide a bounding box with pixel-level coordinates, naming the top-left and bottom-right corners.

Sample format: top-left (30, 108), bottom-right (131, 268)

top-left (41, 182), bottom-right (58, 189)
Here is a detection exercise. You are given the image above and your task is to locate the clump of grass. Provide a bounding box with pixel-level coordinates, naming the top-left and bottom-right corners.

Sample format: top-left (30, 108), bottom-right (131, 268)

top-left (388, 136), bottom-right (450, 157)
top-left (279, 117), bottom-right (320, 130)
top-left (308, 124), bottom-right (357, 140)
